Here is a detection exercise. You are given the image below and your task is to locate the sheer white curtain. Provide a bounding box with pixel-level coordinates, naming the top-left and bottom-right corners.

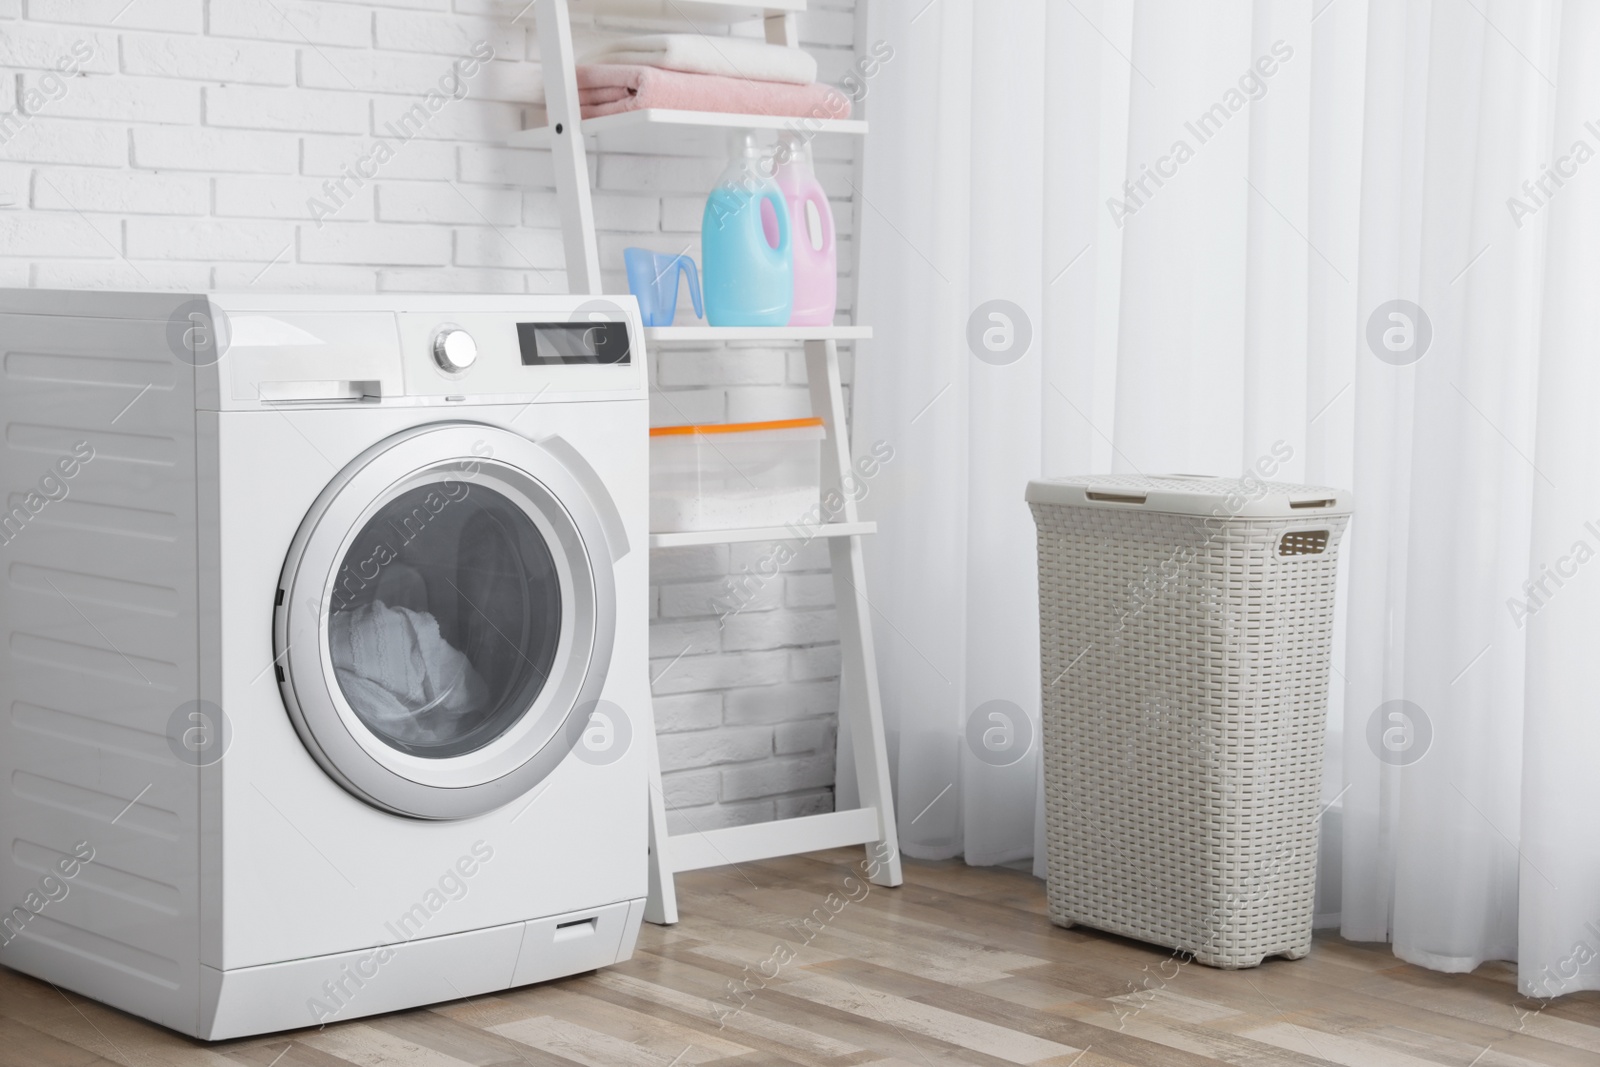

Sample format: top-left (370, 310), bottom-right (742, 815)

top-left (853, 0), bottom-right (1600, 996)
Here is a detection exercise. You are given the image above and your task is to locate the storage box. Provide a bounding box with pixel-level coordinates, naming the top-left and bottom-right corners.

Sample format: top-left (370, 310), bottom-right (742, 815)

top-left (1027, 475), bottom-right (1352, 968)
top-left (650, 417), bottom-right (825, 532)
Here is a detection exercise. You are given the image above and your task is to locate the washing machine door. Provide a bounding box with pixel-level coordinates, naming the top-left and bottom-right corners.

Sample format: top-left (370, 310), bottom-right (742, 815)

top-left (274, 423), bottom-right (622, 820)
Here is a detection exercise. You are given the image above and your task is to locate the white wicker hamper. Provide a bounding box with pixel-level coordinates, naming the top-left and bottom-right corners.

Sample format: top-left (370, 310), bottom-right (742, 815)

top-left (1027, 475), bottom-right (1352, 969)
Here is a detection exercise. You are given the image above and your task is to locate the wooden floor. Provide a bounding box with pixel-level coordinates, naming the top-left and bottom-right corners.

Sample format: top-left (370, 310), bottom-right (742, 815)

top-left (4, 848), bottom-right (1599, 1066)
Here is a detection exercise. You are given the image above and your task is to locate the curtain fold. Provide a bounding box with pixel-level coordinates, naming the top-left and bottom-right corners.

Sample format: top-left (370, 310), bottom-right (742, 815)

top-left (1522, 0), bottom-right (1600, 999)
top-left (850, 0), bottom-right (977, 858)
top-left (855, 0), bottom-right (1596, 996)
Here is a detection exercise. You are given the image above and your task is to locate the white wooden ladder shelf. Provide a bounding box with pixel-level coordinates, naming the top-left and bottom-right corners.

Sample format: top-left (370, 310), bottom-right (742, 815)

top-left (529, 0), bottom-right (903, 924)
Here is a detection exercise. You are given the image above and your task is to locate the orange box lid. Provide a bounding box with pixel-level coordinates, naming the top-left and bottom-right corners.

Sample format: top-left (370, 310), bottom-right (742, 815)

top-left (650, 416), bottom-right (824, 437)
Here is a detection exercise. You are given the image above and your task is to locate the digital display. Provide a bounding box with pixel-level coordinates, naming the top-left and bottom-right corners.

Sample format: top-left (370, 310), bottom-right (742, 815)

top-left (517, 322), bottom-right (631, 366)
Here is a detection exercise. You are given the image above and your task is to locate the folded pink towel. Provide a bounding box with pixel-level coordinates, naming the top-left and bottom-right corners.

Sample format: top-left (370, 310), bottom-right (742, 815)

top-left (575, 64), bottom-right (852, 121)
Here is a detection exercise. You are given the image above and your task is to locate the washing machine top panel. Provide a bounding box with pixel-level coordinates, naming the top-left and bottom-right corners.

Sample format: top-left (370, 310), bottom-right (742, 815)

top-left (193, 293), bottom-right (647, 411)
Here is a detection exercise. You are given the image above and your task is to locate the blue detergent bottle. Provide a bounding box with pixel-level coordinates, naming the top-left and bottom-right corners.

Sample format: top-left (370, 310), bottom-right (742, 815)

top-left (702, 133), bottom-right (793, 327)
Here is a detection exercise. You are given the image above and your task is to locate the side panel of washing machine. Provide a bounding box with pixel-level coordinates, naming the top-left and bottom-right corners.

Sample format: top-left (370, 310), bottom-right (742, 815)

top-left (0, 293), bottom-right (205, 1035)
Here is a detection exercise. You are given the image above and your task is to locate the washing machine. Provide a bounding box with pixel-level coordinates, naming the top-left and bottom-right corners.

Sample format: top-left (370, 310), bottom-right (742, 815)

top-left (0, 291), bottom-right (653, 1039)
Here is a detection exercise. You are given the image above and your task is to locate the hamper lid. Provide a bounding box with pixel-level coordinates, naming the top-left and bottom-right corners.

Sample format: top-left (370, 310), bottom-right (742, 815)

top-left (1026, 474), bottom-right (1352, 519)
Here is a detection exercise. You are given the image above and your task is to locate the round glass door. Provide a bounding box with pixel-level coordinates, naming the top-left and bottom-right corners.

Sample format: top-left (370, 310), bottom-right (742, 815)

top-left (328, 482), bottom-right (563, 759)
top-left (275, 423), bottom-right (618, 820)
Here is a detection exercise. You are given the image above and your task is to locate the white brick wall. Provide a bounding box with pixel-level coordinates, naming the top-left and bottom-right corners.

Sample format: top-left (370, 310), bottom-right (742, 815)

top-left (0, 0), bottom-right (863, 832)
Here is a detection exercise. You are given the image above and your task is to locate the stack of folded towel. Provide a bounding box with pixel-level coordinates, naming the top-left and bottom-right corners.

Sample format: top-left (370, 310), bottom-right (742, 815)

top-left (576, 34), bottom-right (850, 120)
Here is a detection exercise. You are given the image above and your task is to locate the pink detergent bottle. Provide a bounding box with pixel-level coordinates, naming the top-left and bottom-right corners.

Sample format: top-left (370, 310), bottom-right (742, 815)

top-left (774, 134), bottom-right (837, 327)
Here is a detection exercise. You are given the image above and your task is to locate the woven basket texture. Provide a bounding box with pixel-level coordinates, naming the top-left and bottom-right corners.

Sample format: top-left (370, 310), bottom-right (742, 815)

top-left (1032, 487), bottom-right (1349, 969)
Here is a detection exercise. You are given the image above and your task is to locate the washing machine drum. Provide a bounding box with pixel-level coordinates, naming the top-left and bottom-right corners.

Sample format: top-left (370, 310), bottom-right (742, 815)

top-left (274, 423), bottom-right (621, 820)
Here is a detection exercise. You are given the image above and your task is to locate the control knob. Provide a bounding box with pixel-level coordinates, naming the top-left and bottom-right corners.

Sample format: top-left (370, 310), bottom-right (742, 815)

top-left (433, 328), bottom-right (478, 372)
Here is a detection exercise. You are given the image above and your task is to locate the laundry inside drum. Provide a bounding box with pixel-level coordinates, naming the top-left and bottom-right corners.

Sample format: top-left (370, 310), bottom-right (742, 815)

top-left (326, 480), bottom-right (562, 758)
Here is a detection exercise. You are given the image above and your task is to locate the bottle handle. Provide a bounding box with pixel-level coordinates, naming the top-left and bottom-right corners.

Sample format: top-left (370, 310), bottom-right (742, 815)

top-left (759, 187), bottom-right (791, 263)
top-left (804, 187), bottom-right (834, 252)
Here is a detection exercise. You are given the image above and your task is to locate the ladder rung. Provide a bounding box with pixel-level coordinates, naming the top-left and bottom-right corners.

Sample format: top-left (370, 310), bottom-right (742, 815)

top-left (668, 808), bottom-right (881, 873)
top-left (648, 521), bottom-right (874, 549)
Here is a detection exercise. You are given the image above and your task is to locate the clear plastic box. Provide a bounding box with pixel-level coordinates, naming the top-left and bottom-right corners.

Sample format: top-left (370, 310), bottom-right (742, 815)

top-left (650, 417), bottom-right (826, 532)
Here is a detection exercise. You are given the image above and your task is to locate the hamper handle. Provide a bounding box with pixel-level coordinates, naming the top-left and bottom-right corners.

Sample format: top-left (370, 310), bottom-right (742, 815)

top-left (1279, 530), bottom-right (1329, 556)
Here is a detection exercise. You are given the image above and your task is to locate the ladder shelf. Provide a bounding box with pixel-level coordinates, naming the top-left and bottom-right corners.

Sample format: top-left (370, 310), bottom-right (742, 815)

top-left (531, 0), bottom-right (902, 927)
top-left (646, 325), bottom-right (873, 343)
top-left (508, 109), bottom-right (867, 154)
top-left (571, 0), bottom-right (806, 22)
top-left (649, 521), bottom-right (875, 550)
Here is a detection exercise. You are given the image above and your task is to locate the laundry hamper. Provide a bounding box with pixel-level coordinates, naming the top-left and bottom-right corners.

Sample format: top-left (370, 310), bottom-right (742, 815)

top-left (1027, 475), bottom-right (1352, 968)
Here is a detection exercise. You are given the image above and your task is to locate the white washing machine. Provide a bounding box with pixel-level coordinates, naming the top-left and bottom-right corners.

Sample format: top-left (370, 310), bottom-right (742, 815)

top-left (0, 291), bottom-right (653, 1039)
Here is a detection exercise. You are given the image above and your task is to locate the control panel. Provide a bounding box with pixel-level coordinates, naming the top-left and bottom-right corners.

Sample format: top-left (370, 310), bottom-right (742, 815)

top-left (396, 309), bottom-right (641, 399)
top-left (198, 295), bottom-right (647, 410)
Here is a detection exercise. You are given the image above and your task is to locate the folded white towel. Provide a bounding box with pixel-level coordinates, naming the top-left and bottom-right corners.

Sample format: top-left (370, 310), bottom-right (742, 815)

top-left (330, 600), bottom-right (489, 746)
top-left (581, 34), bottom-right (818, 86)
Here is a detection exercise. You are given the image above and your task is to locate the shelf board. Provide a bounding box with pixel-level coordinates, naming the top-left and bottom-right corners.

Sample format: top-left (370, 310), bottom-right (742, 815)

top-left (649, 520), bottom-right (875, 549)
top-left (509, 109), bottom-right (867, 155)
top-left (572, 0), bottom-right (805, 19)
top-left (645, 325), bottom-right (871, 343)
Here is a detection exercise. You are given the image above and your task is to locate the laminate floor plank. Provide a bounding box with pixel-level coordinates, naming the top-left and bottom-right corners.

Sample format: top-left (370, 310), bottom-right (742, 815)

top-left (4, 851), bottom-right (1599, 1067)
top-left (811, 957), bottom-right (1235, 1067)
top-left (706, 884), bottom-right (1056, 984)
top-left (1338, 967), bottom-right (1600, 1054)
top-left (299, 1023), bottom-right (490, 1066)
top-left (580, 971), bottom-right (868, 1064)
top-left (217, 1040), bottom-right (366, 1067)
top-left (775, 970), bottom-right (1086, 1065)
top-left (364, 1011), bottom-right (563, 1067)
top-left (838, 959), bottom-right (1260, 1067)
top-left (1167, 961), bottom-right (1593, 1066)
top-left (502, 984), bottom-right (756, 1062)
top-left (635, 963), bottom-right (1031, 1067)
top-left (0, 1013), bottom-right (124, 1067)
top-left (0, 981), bottom-right (248, 1067)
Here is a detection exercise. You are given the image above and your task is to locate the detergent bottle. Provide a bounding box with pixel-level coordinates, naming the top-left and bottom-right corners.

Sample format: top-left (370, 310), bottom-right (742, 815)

top-left (773, 133), bottom-right (837, 327)
top-left (702, 132), bottom-right (792, 327)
